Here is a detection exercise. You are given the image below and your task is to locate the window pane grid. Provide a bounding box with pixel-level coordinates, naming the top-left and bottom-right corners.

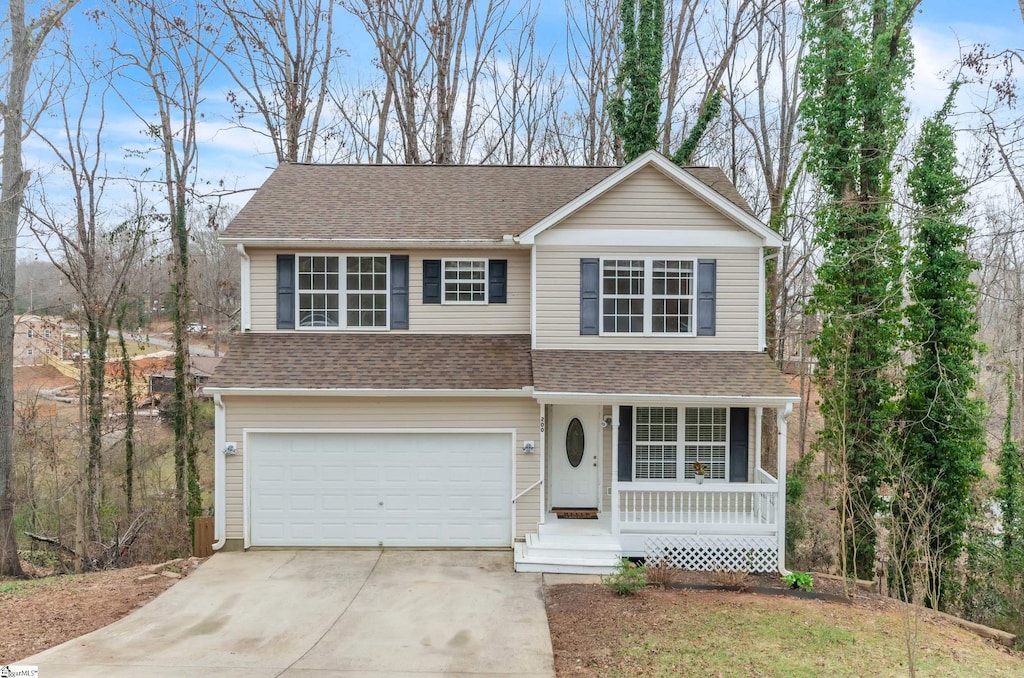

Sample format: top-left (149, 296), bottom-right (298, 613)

top-left (635, 407), bottom-right (680, 480)
top-left (298, 255), bottom-right (388, 328)
top-left (298, 255), bottom-right (341, 327)
top-left (682, 408), bottom-right (728, 479)
top-left (346, 256), bottom-right (388, 327)
top-left (652, 259), bottom-right (694, 333)
top-left (602, 260), bottom-right (644, 333)
top-left (444, 260), bottom-right (486, 302)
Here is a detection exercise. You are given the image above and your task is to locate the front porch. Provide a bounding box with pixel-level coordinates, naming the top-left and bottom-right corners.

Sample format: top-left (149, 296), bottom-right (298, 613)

top-left (514, 400), bottom-right (793, 575)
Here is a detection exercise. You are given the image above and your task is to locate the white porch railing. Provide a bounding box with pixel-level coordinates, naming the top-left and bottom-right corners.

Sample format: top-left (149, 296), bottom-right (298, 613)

top-left (617, 482), bottom-right (779, 532)
top-left (756, 468), bottom-right (777, 485)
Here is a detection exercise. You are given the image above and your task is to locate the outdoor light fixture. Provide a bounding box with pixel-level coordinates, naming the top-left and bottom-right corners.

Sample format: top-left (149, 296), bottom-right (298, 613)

top-left (522, 441), bottom-right (535, 454)
top-left (222, 442), bottom-right (238, 455)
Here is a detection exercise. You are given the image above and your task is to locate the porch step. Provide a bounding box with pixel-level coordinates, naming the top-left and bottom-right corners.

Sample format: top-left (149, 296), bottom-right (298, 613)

top-left (538, 519), bottom-right (613, 538)
top-left (514, 542), bottom-right (621, 575)
top-left (523, 532), bottom-right (621, 560)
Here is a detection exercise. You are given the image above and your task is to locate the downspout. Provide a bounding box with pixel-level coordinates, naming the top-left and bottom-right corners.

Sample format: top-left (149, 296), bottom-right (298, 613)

top-left (212, 393), bottom-right (227, 551)
top-left (777, 402), bottom-right (793, 574)
top-left (237, 244), bottom-right (251, 332)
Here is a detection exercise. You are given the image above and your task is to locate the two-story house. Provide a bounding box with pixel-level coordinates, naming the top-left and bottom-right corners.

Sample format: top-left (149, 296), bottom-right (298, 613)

top-left (14, 314), bottom-right (65, 366)
top-left (206, 151), bottom-right (799, 574)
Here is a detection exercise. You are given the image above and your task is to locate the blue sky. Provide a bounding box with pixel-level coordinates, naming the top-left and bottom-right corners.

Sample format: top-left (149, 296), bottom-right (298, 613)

top-left (18, 0), bottom-right (1023, 257)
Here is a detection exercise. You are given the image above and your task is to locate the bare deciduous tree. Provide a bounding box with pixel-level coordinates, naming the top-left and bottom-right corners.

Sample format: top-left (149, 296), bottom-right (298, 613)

top-left (112, 0), bottom-right (224, 526)
top-left (26, 42), bottom-right (148, 566)
top-left (216, 0), bottom-right (342, 164)
top-left (0, 0), bottom-right (79, 578)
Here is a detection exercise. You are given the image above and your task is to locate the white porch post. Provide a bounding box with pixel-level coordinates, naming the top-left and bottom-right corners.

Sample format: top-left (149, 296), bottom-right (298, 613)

top-left (776, 403), bottom-right (793, 572)
top-left (539, 401), bottom-right (546, 525)
top-left (754, 406), bottom-right (763, 478)
top-left (611, 404), bottom-right (620, 537)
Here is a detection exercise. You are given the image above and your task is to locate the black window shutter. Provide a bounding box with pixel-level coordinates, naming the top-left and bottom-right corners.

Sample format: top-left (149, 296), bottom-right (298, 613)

top-left (423, 259), bottom-right (441, 304)
top-left (276, 254), bottom-right (295, 329)
top-left (618, 406), bottom-right (633, 481)
top-left (729, 407), bottom-right (750, 482)
top-left (696, 259), bottom-right (717, 336)
top-left (580, 258), bottom-right (600, 335)
top-left (488, 259), bottom-right (507, 303)
top-left (390, 255), bottom-right (409, 329)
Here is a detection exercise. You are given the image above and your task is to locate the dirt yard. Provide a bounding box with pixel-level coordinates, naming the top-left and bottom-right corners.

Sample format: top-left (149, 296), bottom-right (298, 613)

top-left (546, 580), bottom-right (1024, 677)
top-left (0, 560), bottom-right (198, 664)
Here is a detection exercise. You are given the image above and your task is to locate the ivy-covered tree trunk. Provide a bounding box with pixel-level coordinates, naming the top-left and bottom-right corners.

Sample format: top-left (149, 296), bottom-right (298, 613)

top-left (117, 306), bottom-right (136, 516)
top-left (998, 373), bottom-right (1024, 580)
top-left (609, 0), bottom-right (664, 162)
top-left (800, 0), bottom-right (916, 580)
top-left (901, 86), bottom-right (986, 608)
top-left (85, 317), bottom-right (109, 545)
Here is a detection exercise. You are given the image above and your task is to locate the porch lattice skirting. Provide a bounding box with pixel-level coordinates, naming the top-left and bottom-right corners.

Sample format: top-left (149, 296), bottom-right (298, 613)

top-left (644, 535), bottom-right (778, 573)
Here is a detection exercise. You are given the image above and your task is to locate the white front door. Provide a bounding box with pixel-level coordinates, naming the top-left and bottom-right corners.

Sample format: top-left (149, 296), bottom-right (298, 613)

top-left (549, 406), bottom-right (600, 508)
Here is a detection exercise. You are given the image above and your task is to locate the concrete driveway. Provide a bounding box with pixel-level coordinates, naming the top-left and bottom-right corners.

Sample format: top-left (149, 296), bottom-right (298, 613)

top-left (23, 550), bottom-right (554, 677)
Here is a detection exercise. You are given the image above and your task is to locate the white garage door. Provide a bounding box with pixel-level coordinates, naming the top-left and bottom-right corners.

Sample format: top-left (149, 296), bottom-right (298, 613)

top-left (249, 431), bottom-right (512, 547)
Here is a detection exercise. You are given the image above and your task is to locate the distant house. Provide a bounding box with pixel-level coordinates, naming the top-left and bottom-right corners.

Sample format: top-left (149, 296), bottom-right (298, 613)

top-left (14, 315), bottom-right (64, 367)
top-left (149, 354), bottom-right (222, 399)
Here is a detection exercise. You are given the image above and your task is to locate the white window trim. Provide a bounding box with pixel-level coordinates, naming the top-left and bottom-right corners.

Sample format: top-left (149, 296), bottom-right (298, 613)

top-left (294, 252), bottom-right (390, 331)
top-left (632, 406), bottom-right (730, 483)
top-left (441, 258), bottom-right (488, 305)
top-left (599, 256), bottom-right (697, 337)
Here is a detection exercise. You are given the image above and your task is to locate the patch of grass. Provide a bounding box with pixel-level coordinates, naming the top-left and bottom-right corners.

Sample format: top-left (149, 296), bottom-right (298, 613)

top-left (0, 578), bottom-right (53, 596)
top-left (547, 586), bottom-right (1024, 678)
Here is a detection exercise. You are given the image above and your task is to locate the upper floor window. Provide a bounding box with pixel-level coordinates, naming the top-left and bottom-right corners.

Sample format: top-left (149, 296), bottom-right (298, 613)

top-left (346, 256), bottom-right (388, 327)
top-left (601, 258), bottom-right (694, 335)
top-left (443, 259), bottom-right (487, 303)
top-left (44, 328), bottom-right (51, 338)
top-left (26, 329), bottom-right (33, 338)
top-left (298, 254), bottom-right (387, 328)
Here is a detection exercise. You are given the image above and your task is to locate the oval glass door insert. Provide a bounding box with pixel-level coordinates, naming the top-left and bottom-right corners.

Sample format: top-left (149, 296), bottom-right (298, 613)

top-left (566, 418), bottom-right (585, 468)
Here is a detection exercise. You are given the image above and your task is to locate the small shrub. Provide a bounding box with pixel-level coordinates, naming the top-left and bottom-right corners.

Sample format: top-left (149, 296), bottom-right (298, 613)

top-left (602, 558), bottom-right (647, 595)
top-left (712, 570), bottom-right (752, 591)
top-left (783, 571), bottom-right (814, 591)
top-left (644, 558), bottom-right (679, 587)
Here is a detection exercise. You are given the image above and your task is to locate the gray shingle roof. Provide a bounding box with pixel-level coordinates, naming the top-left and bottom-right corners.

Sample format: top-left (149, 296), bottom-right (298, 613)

top-left (207, 333), bottom-right (533, 390)
top-left (223, 163), bottom-right (756, 241)
top-left (209, 334), bottom-right (796, 401)
top-left (531, 350), bottom-right (798, 400)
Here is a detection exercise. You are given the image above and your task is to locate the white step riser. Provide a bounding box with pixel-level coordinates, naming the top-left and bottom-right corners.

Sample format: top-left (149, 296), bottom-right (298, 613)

top-left (538, 523), bottom-right (612, 538)
top-left (526, 534), bottom-right (620, 550)
top-left (529, 533), bottom-right (620, 548)
top-left (515, 561), bottom-right (618, 575)
top-left (523, 546), bottom-right (620, 561)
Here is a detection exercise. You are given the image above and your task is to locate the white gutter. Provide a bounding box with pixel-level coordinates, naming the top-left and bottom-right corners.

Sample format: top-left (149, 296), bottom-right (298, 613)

top-left (237, 244), bottom-right (251, 332)
top-left (211, 394), bottom-right (227, 551)
top-left (531, 391), bottom-right (800, 406)
top-left (203, 386), bottom-right (535, 398)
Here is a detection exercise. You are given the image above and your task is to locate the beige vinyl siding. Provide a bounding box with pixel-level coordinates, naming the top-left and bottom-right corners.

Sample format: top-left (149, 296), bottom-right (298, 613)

top-left (222, 396), bottom-right (541, 541)
top-left (535, 245), bottom-right (760, 350)
top-left (248, 248), bottom-right (529, 333)
top-left (553, 165), bottom-right (749, 233)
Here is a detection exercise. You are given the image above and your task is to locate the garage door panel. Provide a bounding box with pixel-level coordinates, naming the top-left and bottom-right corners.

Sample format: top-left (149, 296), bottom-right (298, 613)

top-left (250, 432), bottom-right (511, 547)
